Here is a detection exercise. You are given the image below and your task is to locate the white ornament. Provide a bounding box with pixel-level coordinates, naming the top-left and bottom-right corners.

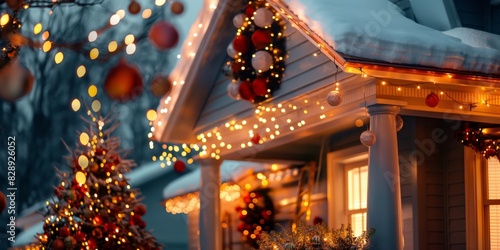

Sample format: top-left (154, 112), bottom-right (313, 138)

top-left (227, 81), bottom-right (241, 100)
top-left (233, 13), bottom-right (246, 28)
top-left (254, 8), bottom-right (274, 28)
top-left (326, 90), bottom-right (342, 106)
top-left (251, 51), bottom-right (273, 72)
top-left (227, 42), bottom-right (237, 58)
top-left (396, 115), bottom-right (403, 132)
top-left (360, 130), bottom-right (376, 147)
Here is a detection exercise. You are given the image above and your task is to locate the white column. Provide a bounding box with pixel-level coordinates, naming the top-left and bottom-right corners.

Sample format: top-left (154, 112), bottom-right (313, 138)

top-left (367, 104), bottom-right (404, 250)
top-left (198, 158), bottom-right (222, 250)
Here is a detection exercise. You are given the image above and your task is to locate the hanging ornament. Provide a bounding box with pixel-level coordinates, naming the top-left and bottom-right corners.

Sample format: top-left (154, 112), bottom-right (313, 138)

top-left (233, 13), bottom-right (246, 28)
top-left (148, 21), bottom-right (179, 50)
top-left (284, 243), bottom-right (297, 250)
top-left (0, 58), bottom-right (35, 102)
top-left (104, 60), bottom-right (143, 102)
top-left (52, 239), bottom-right (65, 250)
top-left (254, 8), bottom-right (274, 28)
top-left (252, 77), bottom-right (268, 97)
top-left (6, 0), bottom-right (22, 10)
top-left (227, 81), bottom-right (241, 100)
top-left (59, 226), bottom-right (71, 237)
top-left (313, 216), bottom-right (324, 225)
top-left (239, 80), bottom-right (256, 102)
top-left (245, 5), bottom-right (257, 17)
top-left (171, 1), bottom-right (185, 15)
top-left (128, 0), bottom-right (141, 14)
top-left (251, 133), bottom-right (261, 144)
top-left (150, 74), bottom-right (172, 97)
top-left (251, 29), bottom-right (272, 50)
top-left (425, 92), bottom-right (440, 108)
top-left (311, 235), bottom-right (322, 247)
top-left (326, 90), bottom-right (342, 106)
top-left (227, 42), bottom-right (238, 58)
top-left (135, 204), bottom-right (147, 216)
top-left (233, 35), bottom-right (251, 54)
top-left (251, 51), bottom-right (273, 72)
top-left (360, 130), bottom-right (376, 146)
top-left (174, 160), bottom-right (186, 173)
top-left (0, 192), bottom-right (6, 213)
top-left (396, 115), bottom-right (403, 132)
top-left (75, 231), bottom-right (86, 242)
top-left (64, 236), bottom-right (77, 249)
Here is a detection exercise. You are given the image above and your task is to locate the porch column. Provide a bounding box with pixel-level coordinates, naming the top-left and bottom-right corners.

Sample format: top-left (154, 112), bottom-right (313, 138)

top-left (198, 158), bottom-right (222, 250)
top-left (366, 104), bottom-right (404, 250)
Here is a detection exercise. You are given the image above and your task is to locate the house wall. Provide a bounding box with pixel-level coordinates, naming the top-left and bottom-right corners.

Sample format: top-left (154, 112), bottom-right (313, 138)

top-left (196, 21), bottom-right (349, 133)
top-left (326, 116), bottom-right (467, 250)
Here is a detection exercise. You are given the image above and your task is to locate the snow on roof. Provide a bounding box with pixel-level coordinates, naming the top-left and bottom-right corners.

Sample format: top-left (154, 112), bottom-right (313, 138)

top-left (162, 160), bottom-right (275, 199)
top-left (284, 0), bottom-right (500, 75)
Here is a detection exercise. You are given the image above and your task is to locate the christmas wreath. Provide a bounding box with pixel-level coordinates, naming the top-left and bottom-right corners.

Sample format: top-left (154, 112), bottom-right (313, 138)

top-left (456, 122), bottom-right (500, 160)
top-left (235, 190), bottom-right (275, 248)
top-left (226, 0), bottom-right (286, 103)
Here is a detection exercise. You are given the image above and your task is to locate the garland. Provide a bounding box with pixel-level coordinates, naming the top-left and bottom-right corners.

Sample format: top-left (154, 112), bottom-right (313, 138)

top-left (0, 12), bottom-right (22, 69)
top-left (226, 0), bottom-right (286, 103)
top-left (235, 190), bottom-right (275, 248)
top-left (456, 122), bottom-right (500, 160)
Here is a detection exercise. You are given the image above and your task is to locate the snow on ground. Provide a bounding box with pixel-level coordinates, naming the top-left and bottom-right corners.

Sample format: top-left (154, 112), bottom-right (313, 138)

top-left (285, 0), bottom-right (500, 74)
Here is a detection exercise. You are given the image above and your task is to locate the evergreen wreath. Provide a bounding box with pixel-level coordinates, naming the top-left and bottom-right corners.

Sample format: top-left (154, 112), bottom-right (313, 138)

top-left (226, 0), bottom-right (286, 103)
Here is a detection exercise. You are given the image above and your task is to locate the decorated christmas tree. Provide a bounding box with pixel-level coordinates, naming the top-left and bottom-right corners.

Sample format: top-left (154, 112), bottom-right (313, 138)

top-left (36, 111), bottom-right (161, 250)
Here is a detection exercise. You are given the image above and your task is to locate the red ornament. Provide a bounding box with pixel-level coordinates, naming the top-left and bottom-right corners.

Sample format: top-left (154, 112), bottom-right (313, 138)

top-left (92, 228), bottom-right (103, 239)
top-left (104, 60), bottom-right (143, 102)
top-left (237, 222), bottom-right (246, 232)
top-left (103, 222), bottom-right (117, 233)
top-left (238, 80), bottom-right (256, 102)
top-left (59, 226), bottom-right (71, 237)
top-left (313, 216), bottom-right (324, 225)
top-left (64, 236), bottom-right (77, 249)
top-left (138, 220), bottom-right (147, 228)
top-left (150, 75), bottom-right (172, 97)
top-left (93, 215), bottom-right (103, 225)
top-left (0, 58), bottom-right (35, 102)
top-left (251, 30), bottom-right (272, 50)
top-left (88, 238), bottom-right (97, 249)
top-left (148, 21), bottom-right (179, 50)
top-left (238, 211), bottom-right (247, 220)
top-left (0, 192), bottom-right (6, 213)
top-left (232, 35), bottom-right (251, 54)
top-left (231, 62), bottom-right (242, 74)
top-left (75, 231), bottom-right (87, 242)
top-left (245, 5), bottom-right (256, 17)
top-left (128, 0), bottom-right (141, 14)
top-left (251, 134), bottom-right (261, 144)
top-left (171, 1), bottom-right (184, 15)
top-left (134, 204), bottom-right (147, 216)
top-left (6, 0), bottom-right (22, 10)
top-left (425, 92), bottom-right (440, 108)
top-left (52, 239), bottom-right (65, 250)
top-left (252, 77), bottom-right (268, 97)
top-left (174, 160), bottom-right (186, 173)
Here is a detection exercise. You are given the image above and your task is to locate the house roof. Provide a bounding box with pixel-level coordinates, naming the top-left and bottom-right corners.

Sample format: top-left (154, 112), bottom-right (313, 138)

top-left (153, 0), bottom-right (500, 146)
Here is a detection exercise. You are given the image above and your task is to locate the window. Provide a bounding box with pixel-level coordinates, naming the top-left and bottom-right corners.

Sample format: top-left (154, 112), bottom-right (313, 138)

top-left (327, 145), bottom-right (369, 236)
top-left (345, 164), bottom-right (368, 236)
top-left (486, 158), bottom-right (500, 249)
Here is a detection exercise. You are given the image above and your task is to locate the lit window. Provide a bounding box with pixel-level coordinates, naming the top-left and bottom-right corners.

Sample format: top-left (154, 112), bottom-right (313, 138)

top-left (486, 158), bottom-right (500, 249)
top-left (346, 164), bottom-right (368, 236)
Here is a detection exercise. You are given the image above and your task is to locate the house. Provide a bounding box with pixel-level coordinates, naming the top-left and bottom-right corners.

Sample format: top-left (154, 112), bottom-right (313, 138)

top-left (152, 0), bottom-right (500, 249)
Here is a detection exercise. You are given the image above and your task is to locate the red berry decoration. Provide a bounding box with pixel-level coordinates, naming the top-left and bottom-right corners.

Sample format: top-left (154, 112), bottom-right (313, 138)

top-left (173, 160), bottom-right (186, 173)
top-left (93, 215), bottom-right (103, 225)
top-left (251, 30), bottom-right (272, 50)
top-left (171, 1), bottom-right (184, 15)
top-left (104, 60), bottom-right (143, 102)
top-left (0, 191), bottom-right (6, 213)
top-left (52, 239), bottom-right (65, 250)
top-left (59, 226), bottom-right (71, 237)
top-left (128, 0), bottom-right (141, 14)
top-left (238, 80), bottom-right (256, 102)
top-left (88, 238), bottom-right (97, 249)
top-left (251, 133), bottom-right (261, 144)
top-left (104, 222), bottom-right (117, 233)
top-left (252, 77), bottom-right (268, 97)
top-left (148, 21), bottom-right (179, 50)
top-left (232, 35), bottom-right (251, 54)
top-left (135, 204), bottom-right (147, 216)
top-left (245, 5), bottom-right (256, 17)
top-left (75, 231), bottom-right (86, 242)
top-left (64, 236), bottom-right (77, 249)
top-left (425, 92), bottom-right (440, 108)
